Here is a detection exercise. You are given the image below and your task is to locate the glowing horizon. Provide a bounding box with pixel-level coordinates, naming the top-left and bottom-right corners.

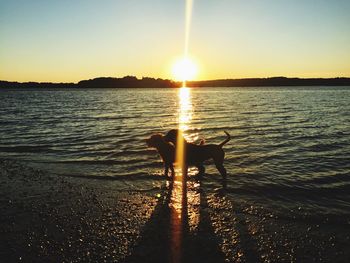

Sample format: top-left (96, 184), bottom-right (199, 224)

top-left (1, 0), bottom-right (350, 83)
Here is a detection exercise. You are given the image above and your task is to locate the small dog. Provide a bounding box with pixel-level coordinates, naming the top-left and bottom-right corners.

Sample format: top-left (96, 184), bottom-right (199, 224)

top-left (164, 129), bottom-right (231, 179)
top-left (146, 133), bottom-right (175, 177)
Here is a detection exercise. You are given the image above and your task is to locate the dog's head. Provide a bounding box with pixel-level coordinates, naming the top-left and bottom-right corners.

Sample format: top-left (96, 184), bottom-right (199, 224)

top-left (164, 129), bottom-right (181, 144)
top-left (146, 133), bottom-right (165, 148)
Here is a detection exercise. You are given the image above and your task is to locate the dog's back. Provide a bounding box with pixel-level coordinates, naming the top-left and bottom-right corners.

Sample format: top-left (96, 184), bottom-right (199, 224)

top-left (163, 129), bottom-right (230, 178)
top-left (165, 129), bottom-right (230, 163)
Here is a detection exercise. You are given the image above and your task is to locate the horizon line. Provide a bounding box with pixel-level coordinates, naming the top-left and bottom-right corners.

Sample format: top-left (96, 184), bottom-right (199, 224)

top-left (1, 75), bottom-right (350, 85)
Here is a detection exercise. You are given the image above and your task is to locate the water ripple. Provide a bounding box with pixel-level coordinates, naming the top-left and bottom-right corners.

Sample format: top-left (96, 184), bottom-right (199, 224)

top-left (1, 87), bottom-right (350, 217)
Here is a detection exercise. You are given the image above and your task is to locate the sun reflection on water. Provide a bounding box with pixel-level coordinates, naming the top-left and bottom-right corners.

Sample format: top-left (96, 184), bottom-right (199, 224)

top-left (176, 86), bottom-right (192, 174)
top-left (178, 87), bottom-right (192, 137)
top-left (169, 86), bottom-right (192, 263)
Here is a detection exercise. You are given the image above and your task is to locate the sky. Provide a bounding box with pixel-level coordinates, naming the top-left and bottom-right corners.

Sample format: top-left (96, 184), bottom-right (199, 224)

top-left (1, 0), bottom-right (350, 82)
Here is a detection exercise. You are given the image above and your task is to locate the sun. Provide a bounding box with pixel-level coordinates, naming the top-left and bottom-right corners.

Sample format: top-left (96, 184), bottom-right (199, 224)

top-left (171, 57), bottom-right (198, 82)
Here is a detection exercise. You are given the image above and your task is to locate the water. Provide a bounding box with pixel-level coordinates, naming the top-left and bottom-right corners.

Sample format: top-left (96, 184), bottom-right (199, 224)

top-left (1, 87), bottom-right (350, 219)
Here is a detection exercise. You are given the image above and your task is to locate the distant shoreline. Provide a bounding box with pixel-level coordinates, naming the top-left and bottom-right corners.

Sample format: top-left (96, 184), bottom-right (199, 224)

top-left (1, 76), bottom-right (350, 89)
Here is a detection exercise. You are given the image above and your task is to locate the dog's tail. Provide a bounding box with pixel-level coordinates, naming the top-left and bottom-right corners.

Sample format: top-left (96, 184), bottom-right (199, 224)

top-left (219, 131), bottom-right (231, 147)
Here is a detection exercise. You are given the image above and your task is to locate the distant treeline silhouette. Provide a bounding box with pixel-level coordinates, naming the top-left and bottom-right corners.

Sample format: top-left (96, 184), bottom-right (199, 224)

top-left (1, 76), bottom-right (350, 88)
top-left (0, 76), bottom-right (176, 89)
top-left (187, 77), bottom-right (350, 87)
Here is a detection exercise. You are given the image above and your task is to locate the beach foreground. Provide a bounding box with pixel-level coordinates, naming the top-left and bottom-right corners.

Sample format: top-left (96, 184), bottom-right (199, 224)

top-left (0, 159), bottom-right (349, 262)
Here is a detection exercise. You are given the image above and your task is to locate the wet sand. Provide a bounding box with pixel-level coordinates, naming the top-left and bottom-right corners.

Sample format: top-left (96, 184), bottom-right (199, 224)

top-left (0, 159), bottom-right (349, 262)
top-left (0, 159), bottom-right (158, 262)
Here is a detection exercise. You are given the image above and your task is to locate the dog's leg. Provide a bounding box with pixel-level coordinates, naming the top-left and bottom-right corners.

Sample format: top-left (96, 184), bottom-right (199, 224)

top-left (214, 161), bottom-right (227, 179)
top-left (214, 151), bottom-right (227, 179)
top-left (170, 164), bottom-right (175, 177)
top-left (182, 165), bottom-right (188, 178)
top-left (164, 165), bottom-right (169, 177)
top-left (196, 164), bottom-right (205, 176)
top-left (216, 164), bottom-right (227, 179)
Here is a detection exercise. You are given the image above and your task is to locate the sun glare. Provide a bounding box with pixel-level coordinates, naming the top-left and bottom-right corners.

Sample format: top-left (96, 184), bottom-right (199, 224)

top-left (172, 57), bottom-right (198, 82)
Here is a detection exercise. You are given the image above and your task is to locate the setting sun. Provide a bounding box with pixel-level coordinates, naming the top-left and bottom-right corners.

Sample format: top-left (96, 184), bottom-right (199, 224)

top-left (171, 57), bottom-right (198, 82)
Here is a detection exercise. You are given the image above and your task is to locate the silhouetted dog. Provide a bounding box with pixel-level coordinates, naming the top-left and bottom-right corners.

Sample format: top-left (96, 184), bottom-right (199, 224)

top-left (146, 133), bottom-right (175, 177)
top-left (164, 129), bottom-right (231, 178)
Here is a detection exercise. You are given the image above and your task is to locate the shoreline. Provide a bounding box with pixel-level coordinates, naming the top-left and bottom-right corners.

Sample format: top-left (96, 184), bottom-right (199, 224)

top-left (1, 158), bottom-right (349, 262)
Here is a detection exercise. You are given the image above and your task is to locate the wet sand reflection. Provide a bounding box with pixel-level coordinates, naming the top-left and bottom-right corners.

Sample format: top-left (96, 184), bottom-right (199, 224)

top-left (170, 86), bottom-right (192, 263)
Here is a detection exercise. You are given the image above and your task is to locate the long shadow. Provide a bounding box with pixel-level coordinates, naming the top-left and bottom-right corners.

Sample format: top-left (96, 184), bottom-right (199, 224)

top-left (231, 204), bottom-right (261, 263)
top-left (183, 179), bottom-right (226, 263)
top-left (123, 175), bottom-right (226, 263)
top-left (217, 178), bottom-right (262, 263)
top-left (122, 179), bottom-right (174, 263)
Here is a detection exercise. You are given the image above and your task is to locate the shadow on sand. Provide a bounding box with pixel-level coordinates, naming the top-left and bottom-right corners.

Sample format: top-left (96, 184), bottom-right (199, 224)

top-left (123, 175), bottom-right (226, 263)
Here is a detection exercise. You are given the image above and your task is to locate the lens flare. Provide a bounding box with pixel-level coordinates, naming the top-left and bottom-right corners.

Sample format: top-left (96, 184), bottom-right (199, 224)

top-left (185, 0), bottom-right (194, 57)
top-left (169, 86), bottom-right (192, 263)
top-left (170, 1), bottom-right (194, 263)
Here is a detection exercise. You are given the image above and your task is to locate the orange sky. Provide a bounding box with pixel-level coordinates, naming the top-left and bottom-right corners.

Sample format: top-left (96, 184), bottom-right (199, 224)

top-left (1, 0), bottom-right (350, 82)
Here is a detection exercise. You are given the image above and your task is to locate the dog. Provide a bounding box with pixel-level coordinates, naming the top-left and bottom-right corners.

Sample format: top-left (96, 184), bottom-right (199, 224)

top-left (164, 129), bottom-right (231, 179)
top-left (146, 133), bottom-right (175, 177)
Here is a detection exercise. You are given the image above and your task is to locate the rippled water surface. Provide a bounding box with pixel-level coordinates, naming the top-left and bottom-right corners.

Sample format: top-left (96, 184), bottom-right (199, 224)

top-left (1, 87), bottom-right (350, 217)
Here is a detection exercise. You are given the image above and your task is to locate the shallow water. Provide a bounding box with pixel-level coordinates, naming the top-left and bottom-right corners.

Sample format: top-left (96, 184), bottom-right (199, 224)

top-left (1, 87), bottom-right (350, 218)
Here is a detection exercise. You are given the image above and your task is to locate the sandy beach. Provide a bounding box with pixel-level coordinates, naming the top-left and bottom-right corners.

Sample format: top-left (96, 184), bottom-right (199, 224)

top-left (1, 158), bottom-right (349, 262)
top-left (0, 159), bottom-right (158, 262)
